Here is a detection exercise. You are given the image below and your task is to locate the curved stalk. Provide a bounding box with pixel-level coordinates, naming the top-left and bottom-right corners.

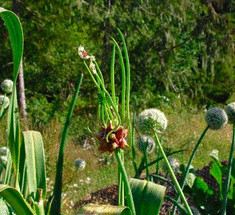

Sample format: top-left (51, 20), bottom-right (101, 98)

top-left (171, 125), bottom-right (209, 214)
top-left (221, 123), bottom-right (235, 215)
top-left (154, 131), bottom-right (193, 215)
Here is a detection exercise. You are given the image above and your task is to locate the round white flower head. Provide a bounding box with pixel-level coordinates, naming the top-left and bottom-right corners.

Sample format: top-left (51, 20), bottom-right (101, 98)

top-left (225, 102), bottom-right (235, 124)
top-left (0, 147), bottom-right (10, 157)
top-left (0, 95), bottom-right (9, 109)
top-left (0, 156), bottom-right (8, 167)
top-left (137, 135), bottom-right (155, 154)
top-left (89, 56), bottom-right (96, 61)
top-left (74, 158), bottom-right (86, 170)
top-left (205, 107), bottom-right (228, 130)
top-left (162, 157), bottom-right (180, 174)
top-left (1, 79), bottom-right (13, 94)
top-left (137, 108), bottom-right (167, 134)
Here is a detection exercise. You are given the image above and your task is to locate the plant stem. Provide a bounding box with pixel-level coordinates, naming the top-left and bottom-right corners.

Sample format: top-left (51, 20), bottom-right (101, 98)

top-left (154, 131), bottom-right (193, 215)
top-left (51, 74), bottom-right (83, 215)
top-left (221, 122), bottom-right (235, 215)
top-left (171, 125), bottom-right (209, 214)
top-left (115, 150), bottom-right (136, 215)
top-left (111, 44), bottom-right (116, 104)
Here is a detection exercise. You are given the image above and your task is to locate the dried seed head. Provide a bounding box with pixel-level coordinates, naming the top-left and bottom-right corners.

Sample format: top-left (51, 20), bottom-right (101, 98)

top-left (205, 107), bottom-right (228, 130)
top-left (137, 108), bottom-right (167, 134)
top-left (0, 95), bottom-right (9, 109)
top-left (137, 135), bottom-right (155, 154)
top-left (1, 79), bottom-right (13, 94)
top-left (225, 102), bottom-right (235, 124)
top-left (0, 147), bottom-right (9, 157)
top-left (162, 157), bottom-right (180, 174)
top-left (74, 158), bottom-right (86, 170)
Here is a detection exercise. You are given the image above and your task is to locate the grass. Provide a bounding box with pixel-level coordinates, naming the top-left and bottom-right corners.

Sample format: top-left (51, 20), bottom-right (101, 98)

top-left (0, 101), bottom-right (232, 214)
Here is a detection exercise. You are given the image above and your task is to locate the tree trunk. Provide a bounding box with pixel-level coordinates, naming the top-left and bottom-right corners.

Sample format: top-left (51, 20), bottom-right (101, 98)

top-left (12, 0), bottom-right (27, 122)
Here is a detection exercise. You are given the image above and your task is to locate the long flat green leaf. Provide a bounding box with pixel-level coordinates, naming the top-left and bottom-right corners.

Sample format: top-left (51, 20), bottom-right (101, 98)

top-left (76, 204), bottom-right (131, 215)
top-left (0, 7), bottom-right (23, 82)
top-left (0, 7), bottom-right (24, 190)
top-left (0, 184), bottom-right (35, 215)
top-left (23, 131), bottom-right (47, 200)
top-left (129, 178), bottom-right (166, 215)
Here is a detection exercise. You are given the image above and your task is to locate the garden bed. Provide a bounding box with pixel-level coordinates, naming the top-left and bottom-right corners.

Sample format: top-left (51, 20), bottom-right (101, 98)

top-left (74, 161), bottom-right (229, 214)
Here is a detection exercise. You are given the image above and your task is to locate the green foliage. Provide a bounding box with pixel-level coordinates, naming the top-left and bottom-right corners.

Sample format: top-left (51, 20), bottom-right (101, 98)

top-left (184, 155), bottom-right (235, 214)
top-left (0, 0), bottom-right (233, 120)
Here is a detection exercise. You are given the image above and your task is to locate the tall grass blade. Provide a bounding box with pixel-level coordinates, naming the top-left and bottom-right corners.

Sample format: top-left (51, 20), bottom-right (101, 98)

top-left (51, 74), bottom-right (83, 215)
top-left (0, 184), bottom-right (35, 215)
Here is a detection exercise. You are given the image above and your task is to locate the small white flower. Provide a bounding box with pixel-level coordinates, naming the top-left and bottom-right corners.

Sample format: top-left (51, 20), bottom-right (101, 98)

top-left (90, 56), bottom-right (96, 61)
top-left (225, 102), bottom-right (235, 124)
top-left (205, 107), bottom-right (228, 130)
top-left (89, 61), bottom-right (97, 74)
top-left (73, 183), bottom-right (78, 188)
top-left (78, 46), bottom-right (84, 53)
top-left (137, 135), bottom-right (155, 154)
top-left (137, 108), bottom-right (168, 134)
top-left (162, 157), bottom-right (180, 174)
top-left (0, 147), bottom-right (9, 157)
top-left (0, 95), bottom-right (9, 109)
top-left (74, 158), bottom-right (86, 170)
top-left (86, 177), bottom-right (91, 184)
top-left (1, 79), bottom-right (13, 94)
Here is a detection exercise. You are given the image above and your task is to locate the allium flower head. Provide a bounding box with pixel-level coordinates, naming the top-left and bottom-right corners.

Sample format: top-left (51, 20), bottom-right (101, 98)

top-left (78, 46), bottom-right (90, 59)
top-left (1, 79), bottom-right (13, 94)
top-left (205, 107), bottom-right (228, 130)
top-left (0, 95), bottom-right (9, 109)
top-left (137, 135), bottom-right (155, 154)
top-left (0, 156), bottom-right (8, 167)
top-left (74, 158), bottom-right (86, 170)
top-left (137, 108), bottom-right (167, 134)
top-left (0, 147), bottom-right (9, 157)
top-left (162, 157), bottom-right (180, 174)
top-left (95, 122), bottom-right (128, 153)
top-left (225, 102), bottom-right (235, 124)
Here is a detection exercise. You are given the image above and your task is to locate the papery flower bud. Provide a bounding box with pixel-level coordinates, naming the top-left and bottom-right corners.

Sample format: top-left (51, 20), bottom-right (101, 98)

top-left (205, 107), bottom-right (228, 130)
top-left (0, 95), bottom-right (9, 109)
top-left (0, 147), bottom-right (9, 157)
top-left (225, 102), bottom-right (235, 124)
top-left (1, 79), bottom-right (13, 94)
top-left (89, 61), bottom-right (97, 74)
top-left (90, 56), bottom-right (96, 61)
top-left (162, 157), bottom-right (180, 174)
top-left (137, 108), bottom-right (167, 134)
top-left (78, 46), bottom-right (90, 59)
top-left (74, 158), bottom-right (86, 170)
top-left (137, 135), bottom-right (155, 154)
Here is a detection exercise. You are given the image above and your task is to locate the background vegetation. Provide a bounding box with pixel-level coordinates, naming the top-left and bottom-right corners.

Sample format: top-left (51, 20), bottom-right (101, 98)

top-left (0, 0), bottom-right (234, 214)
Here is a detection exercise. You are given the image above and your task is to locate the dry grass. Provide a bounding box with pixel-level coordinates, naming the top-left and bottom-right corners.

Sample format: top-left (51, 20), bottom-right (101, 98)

top-left (0, 102), bottom-right (233, 214)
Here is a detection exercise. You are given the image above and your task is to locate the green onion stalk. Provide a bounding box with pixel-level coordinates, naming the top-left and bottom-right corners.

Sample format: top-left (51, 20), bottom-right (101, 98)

top-left (171, 125), bottom-right (209, 215)
top-left (154, 131), bottom-right (193, 215)
top-left (221, 122), bottom-right (234, 215)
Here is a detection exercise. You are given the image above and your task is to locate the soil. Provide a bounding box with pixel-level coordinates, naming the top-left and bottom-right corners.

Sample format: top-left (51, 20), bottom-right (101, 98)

top-left (74, 161), bottom-right (229, 214)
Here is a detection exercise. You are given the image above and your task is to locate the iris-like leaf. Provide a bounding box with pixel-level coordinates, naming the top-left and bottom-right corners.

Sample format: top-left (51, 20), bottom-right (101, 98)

top-left (22, 131), bottom-right (47, 200)
top-left (129, 178), bottom-right (166, 215)
top-left (0, 185), bottom-right (35, 215)
top-left (77, 204), bottom-right (131, 215)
